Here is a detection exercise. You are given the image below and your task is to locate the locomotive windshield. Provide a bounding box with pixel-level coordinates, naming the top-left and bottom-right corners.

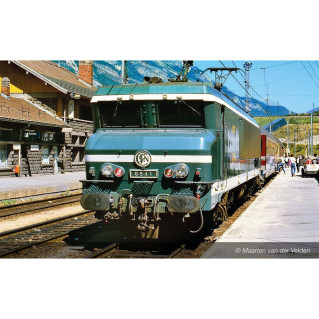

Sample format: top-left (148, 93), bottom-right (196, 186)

top-left (99, 101), bottom-right (141, 128)
top-left (97, 100), bottom-right (204, 128)
top-left (157, 100), bottom-right (204, 127)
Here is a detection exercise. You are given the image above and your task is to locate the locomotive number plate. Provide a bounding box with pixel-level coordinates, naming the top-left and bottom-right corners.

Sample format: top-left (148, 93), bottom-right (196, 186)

top-left (130, 169), bottom-right (158, 179)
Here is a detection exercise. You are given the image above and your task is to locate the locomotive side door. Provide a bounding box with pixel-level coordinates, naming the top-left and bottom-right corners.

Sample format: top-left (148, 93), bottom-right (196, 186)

top-left (215, 105), bottom-right (225, 181)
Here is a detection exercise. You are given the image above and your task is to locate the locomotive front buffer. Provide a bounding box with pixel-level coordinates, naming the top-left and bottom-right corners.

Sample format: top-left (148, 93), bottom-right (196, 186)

top-left (81, 183), bottom-right (202, 239)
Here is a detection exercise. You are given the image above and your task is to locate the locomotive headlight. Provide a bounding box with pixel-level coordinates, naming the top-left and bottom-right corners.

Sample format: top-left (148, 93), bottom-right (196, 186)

top-left (101, 163), bottom-right (113, 176)
top-left (164, 163), bottom-right (189, 179)
top-left (175, 163), bottom-right (190, 178)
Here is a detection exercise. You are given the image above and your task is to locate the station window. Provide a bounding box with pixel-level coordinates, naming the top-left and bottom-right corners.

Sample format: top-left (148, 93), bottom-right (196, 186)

top-left (0, 145), bottom-right (8, 167)
top-left (79, 104), bottom-right (93, 121)
top-left (72, 135), bottom-right (80, 145)
top-left (42, 147), bottom-right (50, 164)
top-left (72, 148), bottom-right (85, 163)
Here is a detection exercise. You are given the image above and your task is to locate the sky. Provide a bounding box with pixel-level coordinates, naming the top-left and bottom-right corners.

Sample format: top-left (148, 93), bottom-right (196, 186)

top-left (194, 61), bottom-right (319, 114)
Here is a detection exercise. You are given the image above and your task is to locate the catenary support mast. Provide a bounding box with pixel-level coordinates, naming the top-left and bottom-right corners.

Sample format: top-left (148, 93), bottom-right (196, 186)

top-left (243, 62), bottom-right (252, 113)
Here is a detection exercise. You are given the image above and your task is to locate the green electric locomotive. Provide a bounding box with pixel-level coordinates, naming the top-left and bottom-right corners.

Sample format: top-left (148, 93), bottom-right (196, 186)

top-left (80, 79), bottom-right (261, 240)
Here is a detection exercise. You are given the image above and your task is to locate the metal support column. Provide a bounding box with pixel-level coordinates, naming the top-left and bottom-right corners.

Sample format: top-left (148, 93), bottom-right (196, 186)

top-left (294, 128), bottom-right (296, 156)
top-left (310, 113), bottom-right (313, 156)
top-left (287, 119), bottom-right (289, 155)
top-left (121, 61), bottom-right (127, 84)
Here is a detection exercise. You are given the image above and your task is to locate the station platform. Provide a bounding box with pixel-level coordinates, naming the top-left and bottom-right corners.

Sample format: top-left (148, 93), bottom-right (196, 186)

top-left (0, 172), bottom-right (85, 202)
top-left (202, 168), bottom-right (319, 258)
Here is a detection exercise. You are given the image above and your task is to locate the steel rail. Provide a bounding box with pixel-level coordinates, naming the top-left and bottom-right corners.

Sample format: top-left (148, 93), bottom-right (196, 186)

top-left (0, 192), bottom-right (82, 218)
top-left (0, 210), bottom-right (95, 258)
top-left (90, 243), bottom-right (119, 258)
top-left (90, 243), bottom-right (186, 259)
top-left (0, 191), bottom-right (82, 210)
top-left (0, 233), bottom-right (69, 258)
top-left (0, 209), bottom-right (93, 237)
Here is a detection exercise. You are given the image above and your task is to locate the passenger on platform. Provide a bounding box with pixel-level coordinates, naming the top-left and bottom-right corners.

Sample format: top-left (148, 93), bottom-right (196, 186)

top-left (288, 154), bottom-right (291, 167)
top-left (285, 155), bottom-right (289, 168)
top-left (277, 156), bottom-right (286, 174)
top-left (296, 154), bottom-right (301, 173)
top-left (290, 153), bottom-right (296, 177)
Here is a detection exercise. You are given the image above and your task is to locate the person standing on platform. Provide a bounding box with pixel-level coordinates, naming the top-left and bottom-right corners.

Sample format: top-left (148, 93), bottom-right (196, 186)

top-left (285, 154), bottom-right (289, 168)
top-left (277, 155), bottom-right (286, 174)
top-left (290, 153), bottom-right (296, 177)
top-left (296, 154), bottom-right (301, 173)
top-left (288, 154), bottom-right (291, 167)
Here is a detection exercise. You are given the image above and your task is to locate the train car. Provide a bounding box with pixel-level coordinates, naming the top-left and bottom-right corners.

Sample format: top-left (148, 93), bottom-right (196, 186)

top-left (260, 127), bottom-right (282, 179)
top-left (80, 80), bottom-right (261, 240)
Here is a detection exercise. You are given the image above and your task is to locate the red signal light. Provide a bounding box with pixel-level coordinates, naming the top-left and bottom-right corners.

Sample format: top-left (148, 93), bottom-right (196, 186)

top-left (114, 168), bottom-right (124, 177)
top-left (164, 168), bottom-right (173, 178)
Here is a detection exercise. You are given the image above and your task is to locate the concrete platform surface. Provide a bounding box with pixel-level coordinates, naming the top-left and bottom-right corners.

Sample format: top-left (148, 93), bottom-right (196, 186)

top-left (0, 172), bottom-right (85, 201)
top-left (202, 170), bottom-right (319, 258)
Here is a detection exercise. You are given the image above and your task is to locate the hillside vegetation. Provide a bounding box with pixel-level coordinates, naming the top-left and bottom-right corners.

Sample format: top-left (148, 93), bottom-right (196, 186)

top-left (254, 115), bottom-right (319, 156)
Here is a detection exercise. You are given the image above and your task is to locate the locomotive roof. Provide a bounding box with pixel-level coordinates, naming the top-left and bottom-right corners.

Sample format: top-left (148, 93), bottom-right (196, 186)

top-left (92, 82), bottom-right (259, 127)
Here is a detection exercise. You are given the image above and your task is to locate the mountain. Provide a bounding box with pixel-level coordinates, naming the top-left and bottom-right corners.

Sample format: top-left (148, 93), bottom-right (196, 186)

top-left (222, 86), bottom-right (291, 117)
top-left (307, 106), bottom-right (319, 113)
top-left (53, 60), bottom-right (291, 117)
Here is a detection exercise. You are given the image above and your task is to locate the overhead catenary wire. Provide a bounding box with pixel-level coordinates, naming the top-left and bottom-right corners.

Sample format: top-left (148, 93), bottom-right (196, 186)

top-left (221, 60), bottom-right (269, 116)
top-left (307, 61), bottom-right (319, 84)
top-left (253, 67), bottom-right (304, 87)
top-left (300, 61), bottom-right (319, 91)
top-left (251, 61), bottom-right (298, 70)
top-left (231, 61), bottom-right (266, 101)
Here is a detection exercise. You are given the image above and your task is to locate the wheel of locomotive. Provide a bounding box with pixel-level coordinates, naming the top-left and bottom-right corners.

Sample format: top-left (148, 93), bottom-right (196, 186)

top-left (221, 204), bottom-right (229, 221)
top-left (247, 180), bottom-right (255, 197)
top-left (212, 202), bottom-right (228, 226)
top-left (227, 192), bottom-right (235, 211)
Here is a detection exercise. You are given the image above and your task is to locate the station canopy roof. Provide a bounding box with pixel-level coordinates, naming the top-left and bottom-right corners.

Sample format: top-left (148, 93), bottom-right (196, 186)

top-left (11, 61), bottom-right (97, 98)
top-left (0, 94), bottom-right (69, 127)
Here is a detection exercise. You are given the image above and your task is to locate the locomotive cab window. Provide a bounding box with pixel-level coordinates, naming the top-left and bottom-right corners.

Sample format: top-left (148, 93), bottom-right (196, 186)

top-left (158, 100), bottom-right (204, 127)
top-left (99, 101), bottom-right (141, 128)
top-left (97, 100), bottom-right (204, 128)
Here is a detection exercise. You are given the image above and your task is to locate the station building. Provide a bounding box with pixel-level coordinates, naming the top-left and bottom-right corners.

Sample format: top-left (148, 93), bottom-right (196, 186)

top-left (0, 60), bottom-right (97, 177)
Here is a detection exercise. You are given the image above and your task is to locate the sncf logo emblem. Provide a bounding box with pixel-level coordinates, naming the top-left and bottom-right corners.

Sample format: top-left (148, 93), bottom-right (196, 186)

top-left (134, 150), bottom-right (152, 168)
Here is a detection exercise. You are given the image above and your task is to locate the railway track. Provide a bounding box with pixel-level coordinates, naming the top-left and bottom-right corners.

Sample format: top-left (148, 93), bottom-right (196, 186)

top-left (0, 174), bottom-right (278, 258)
top-left (0, 210), bottom-right (96, 258)
top-left (0, 193), bottom-right (82, 218)
top-left (90, 242), bottom-right (186, 258)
